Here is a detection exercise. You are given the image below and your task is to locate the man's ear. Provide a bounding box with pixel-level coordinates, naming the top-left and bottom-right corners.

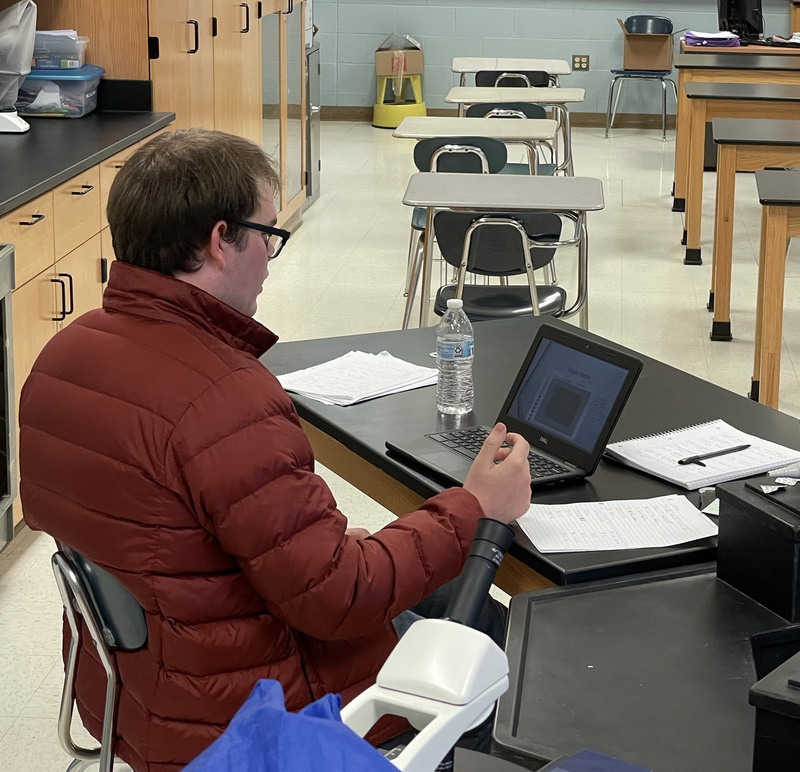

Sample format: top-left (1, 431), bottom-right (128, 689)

top-left (205, 220), bottom-right (229, 270)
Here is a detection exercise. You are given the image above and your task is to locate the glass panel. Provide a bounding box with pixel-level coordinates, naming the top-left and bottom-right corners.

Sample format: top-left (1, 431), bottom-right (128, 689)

top-left (285, 3), bottom-right (304, 204)
top-left (261, 11), bottom-right (282, 212)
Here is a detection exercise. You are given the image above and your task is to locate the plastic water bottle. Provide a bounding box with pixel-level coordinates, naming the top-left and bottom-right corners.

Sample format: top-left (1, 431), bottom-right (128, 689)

top-left (436, 298), bottom-right (474, 415)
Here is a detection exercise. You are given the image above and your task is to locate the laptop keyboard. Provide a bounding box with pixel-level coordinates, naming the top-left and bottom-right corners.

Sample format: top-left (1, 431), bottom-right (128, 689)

top-left (427, 426), bottom-right (571, 480)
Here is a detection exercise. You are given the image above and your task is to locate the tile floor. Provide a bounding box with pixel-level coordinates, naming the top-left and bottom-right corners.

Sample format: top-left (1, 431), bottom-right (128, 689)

top-left (3, 120), bottom-right (800, 770)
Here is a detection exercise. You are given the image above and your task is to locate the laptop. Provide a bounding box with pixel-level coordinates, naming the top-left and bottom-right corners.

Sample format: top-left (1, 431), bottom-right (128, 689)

top-left (386, 324), bottom-right (643, 489)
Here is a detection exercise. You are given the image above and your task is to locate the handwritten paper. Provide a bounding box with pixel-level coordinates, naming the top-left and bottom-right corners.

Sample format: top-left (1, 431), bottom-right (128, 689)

top-left (517, 494), bottom-right (718, 553)
top-left (277, 350), bottom-right (437, 406)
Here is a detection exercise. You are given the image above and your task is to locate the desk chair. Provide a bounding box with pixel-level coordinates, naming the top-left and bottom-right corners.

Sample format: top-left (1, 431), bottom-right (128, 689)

top-left (402, 136), bottom-right (508, 329)
top-left (52, 546), bottom-right (147, 772)
top-left (465, 102), bottom-right (556, 175)
top-left (605, 15), bottom-right (678, 142)
top-left (431, 211), bottom-right (567, 321)
top-left (475, 70), bottom-right (550, 88)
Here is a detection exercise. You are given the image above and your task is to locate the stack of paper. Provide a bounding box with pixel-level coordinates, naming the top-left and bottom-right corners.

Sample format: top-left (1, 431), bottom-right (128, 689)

top-left (277, 350), bottom-right (437, 406)
top-left (518, 494), bottom-right (718, 553)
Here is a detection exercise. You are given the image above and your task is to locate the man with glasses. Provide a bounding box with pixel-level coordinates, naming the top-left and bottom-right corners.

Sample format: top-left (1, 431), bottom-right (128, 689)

top-left (18, 129), bottom-right (531, 772)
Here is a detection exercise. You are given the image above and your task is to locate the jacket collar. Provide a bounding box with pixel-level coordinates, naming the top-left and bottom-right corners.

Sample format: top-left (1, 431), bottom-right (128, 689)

top-left (103, 261), bottom-right (279, 358)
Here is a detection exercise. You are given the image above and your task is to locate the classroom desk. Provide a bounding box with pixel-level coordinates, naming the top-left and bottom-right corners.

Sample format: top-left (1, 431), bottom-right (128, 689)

top-left (402, 172), bottom-right (601, 328)
top-left (260, 317), bottom-right (800, 595)
top-left (708, 118), bottom-right (800, 343)
top-left (495, 565), bottom-right (800, 771)
top-left (392, 116), bottom-right (559, 175)
top-left (751, 169), bottom-right (800, 409)
top-left (682, 83), bottom-right (800, 265)
top-left (444, 86), bottom-right (584, 174)
top-left (673, 53), bottom-right (800, 212)
top-left (451, 57), bottom-right (571, 87)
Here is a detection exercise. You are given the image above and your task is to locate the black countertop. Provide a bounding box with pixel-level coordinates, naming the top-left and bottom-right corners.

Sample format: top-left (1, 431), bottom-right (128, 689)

top-left (675, 52), bottom-right (800, 70)
top-left (756, 168), bottom-right (800, 205)
top-left (712, 117), bottom-right (800, 145)
top-left (0, 111), bottom-right (174, 217)
top-left (685, 82), bottom-right (800, 100)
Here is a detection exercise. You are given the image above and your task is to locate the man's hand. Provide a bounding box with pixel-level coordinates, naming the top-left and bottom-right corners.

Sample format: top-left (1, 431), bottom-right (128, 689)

top-left (463, 423), bottom-right (532, 523)
top-left (345, 527), bottom-right (371, 540)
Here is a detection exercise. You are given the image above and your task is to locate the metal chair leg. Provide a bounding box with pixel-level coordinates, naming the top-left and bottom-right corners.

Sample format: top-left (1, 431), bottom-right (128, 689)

top-left (605, 77), bottom-right (619, 138)
top-left (610, 77), bottom-right (624, 134)
top-left (402, 233), bottom-right (425, 329)
top-left (660, 78), bottom-right (668, 141)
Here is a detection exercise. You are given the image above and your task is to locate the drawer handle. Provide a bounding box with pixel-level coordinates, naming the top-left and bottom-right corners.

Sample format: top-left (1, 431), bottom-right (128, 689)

top-left (240, 2), bottom-right (250, 32)
top-left (187, 19), bottom-right (199, 53)
top-left (51, 277), bottom-right (67, 322)
top-left (282, 0), bottom-right (293, 14)
top-left (19, 212), bottom-right (45, 226)
top-left (71, 184), bottom-right (94, 196)
top-left (59, 272), bottom-right (75, 316)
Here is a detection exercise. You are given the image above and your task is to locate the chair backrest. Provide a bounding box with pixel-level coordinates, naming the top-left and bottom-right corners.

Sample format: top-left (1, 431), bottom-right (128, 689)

top-left (625, 15), bottom-right (673, 34)
top-left (475, 70), bottom-right (550, 88)
top-left (465, 102), bottom-right (548, 120)
top-left (58, 545), bottom-right (148, 652)
top-left (413, 136), bottom-right (507, 174)
top-left (433, 211), bottom-right (562, 275)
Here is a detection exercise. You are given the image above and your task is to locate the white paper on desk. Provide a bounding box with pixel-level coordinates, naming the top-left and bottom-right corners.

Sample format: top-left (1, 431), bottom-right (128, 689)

top-left (276, 350), bottom-right (437, 406)
top-left (517, 494), bottom-right (718, 553)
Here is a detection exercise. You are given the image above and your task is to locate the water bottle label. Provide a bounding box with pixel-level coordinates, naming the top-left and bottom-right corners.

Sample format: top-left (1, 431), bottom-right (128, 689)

top-left (437, 339), bottom-right (474, 360)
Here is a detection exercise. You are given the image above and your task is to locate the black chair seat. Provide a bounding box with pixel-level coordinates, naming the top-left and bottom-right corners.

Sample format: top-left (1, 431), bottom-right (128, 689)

top-left (411, 206), bottom-right (427, 230)
top-left (434, 283), bottom-right (566, 322)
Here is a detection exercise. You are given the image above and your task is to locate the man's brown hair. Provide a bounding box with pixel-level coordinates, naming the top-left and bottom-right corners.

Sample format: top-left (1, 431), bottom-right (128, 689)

top-left (107, 129), bottom-right (280, 275)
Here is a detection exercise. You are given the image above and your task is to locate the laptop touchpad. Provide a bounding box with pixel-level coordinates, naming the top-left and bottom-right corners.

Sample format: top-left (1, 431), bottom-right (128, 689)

top-left (421, 451), bottom-right (472, 473)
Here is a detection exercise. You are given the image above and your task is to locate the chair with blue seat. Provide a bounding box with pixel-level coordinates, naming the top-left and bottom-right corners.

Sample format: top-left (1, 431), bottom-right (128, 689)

top-left (51, 545), bottom-right (148, 772)
top-left (465, 102), bottom-right (557, 176)
top-left (402, 136), bottom-right (508, 329)
top-left (431, 211), bottom-right (567, 321)
top-left (605, 15), bottom-right (678, 142)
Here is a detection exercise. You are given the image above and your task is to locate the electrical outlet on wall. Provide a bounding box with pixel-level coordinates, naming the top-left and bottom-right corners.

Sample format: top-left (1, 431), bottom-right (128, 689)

top-left (572, 55), bottom-right (589, 71)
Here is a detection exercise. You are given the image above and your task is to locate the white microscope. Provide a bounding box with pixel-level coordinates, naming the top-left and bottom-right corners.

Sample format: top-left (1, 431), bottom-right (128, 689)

top-left (0, 0), bottom-right (37, 133)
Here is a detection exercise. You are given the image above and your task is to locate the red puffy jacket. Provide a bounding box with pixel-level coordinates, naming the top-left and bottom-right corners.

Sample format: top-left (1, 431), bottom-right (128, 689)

top-left (19, 262), bottom-right (485, 771)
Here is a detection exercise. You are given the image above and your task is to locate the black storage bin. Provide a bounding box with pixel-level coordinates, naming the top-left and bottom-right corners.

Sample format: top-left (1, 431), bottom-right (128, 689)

top-left (750, 650), bottom-right (800, 772)
top-left (717, 479), bottom-right (800, 622)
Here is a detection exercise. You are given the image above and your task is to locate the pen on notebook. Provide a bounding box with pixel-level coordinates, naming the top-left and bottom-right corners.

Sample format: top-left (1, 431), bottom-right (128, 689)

top-left (677, 444), bottom-right (751, 467)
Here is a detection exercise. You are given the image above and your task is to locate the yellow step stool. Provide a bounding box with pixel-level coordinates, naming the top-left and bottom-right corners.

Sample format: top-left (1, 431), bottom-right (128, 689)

top-left (373, 74), bottom-right (426, 129)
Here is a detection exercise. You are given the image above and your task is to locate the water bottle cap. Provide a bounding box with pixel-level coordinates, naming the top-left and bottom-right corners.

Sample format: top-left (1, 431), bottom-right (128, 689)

top-left (446, 299), bottom-right (464, 310)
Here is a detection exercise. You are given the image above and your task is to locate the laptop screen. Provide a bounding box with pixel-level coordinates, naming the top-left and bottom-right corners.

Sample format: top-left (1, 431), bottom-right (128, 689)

top-left (506, 339), bottom-right (631, 452)
top-left (498, 325), bottom-right (642, 474)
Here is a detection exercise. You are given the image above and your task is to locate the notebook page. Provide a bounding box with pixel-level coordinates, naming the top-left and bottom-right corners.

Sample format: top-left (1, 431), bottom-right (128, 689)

top-left (518, 494), bottom-right (718, 553)
top-left (606, 419), bottom-right (800, 489)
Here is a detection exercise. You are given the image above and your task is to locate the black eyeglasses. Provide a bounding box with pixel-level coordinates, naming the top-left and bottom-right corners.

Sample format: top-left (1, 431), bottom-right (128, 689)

top-left (237, 220), bottom-right (291, 258)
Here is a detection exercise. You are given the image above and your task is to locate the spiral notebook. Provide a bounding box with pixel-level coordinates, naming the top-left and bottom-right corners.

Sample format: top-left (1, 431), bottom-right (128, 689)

top-left (604, 419), bottom-right (800, 490)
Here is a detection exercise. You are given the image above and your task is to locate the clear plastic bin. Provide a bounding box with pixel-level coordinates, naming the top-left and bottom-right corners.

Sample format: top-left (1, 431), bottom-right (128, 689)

top-left (32, 33), bottom-right (89, 70)
top-left (16, 64), bottom-right (105, 118)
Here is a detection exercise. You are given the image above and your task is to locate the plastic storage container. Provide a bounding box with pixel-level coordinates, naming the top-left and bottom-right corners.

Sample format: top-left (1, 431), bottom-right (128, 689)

top-left (16, 64), bottom-right (104, 118)
top-left (32, 33), bottom-right (89, 69)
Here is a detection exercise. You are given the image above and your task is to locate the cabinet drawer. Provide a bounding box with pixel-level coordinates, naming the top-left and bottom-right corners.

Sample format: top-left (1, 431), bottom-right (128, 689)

top-left (55, 234), bottom-right (104, 329)
top-left (53, 166), bottom-right (102, 259)
top-left (99, 144), bottom-right (140, 228)
top-left (100, 225), bottom-right (115, 269)
top-left (0, 193), bottom-right (55, 288)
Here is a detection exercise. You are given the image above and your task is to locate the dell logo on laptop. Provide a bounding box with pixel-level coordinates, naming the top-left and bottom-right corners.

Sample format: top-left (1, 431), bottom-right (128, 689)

top-left (539, 437), bottom-right (548, 444)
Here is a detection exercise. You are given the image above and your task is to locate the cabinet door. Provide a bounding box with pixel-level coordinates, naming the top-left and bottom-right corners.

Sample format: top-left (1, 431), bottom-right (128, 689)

top-left (283, 0), bottom-right (305, 214)
top-left (150, 0), bottom-right (215, 130)
top-left (10, 268), bottom-right (58, 527)
top-left (213, 0), bottom-right (262, 144)
top-left (99, 144), bottom-right (140, 229)
top-left (261, 9), bottom-right (282, 212)
top-left (54, 234), bottom-right (104, 330)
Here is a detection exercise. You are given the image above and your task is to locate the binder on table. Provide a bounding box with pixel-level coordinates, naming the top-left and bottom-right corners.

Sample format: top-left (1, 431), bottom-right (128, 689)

top-left (604, 419), bottom-right (800, 490)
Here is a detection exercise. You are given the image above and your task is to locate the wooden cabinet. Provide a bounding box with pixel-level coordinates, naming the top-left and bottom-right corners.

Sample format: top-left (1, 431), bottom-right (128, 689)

top-left (54, 235), bottom-right (104, 330)
top-left (52, 167), bottom-right (102, 259)
top-left (0, 193), bottom-right (55, 287)
top-left (213, 0), bottom-right (262, 144)
top-left (99, 144), bottom-right (141, 228)
top-left (149, 0), bottom-right (215, 132)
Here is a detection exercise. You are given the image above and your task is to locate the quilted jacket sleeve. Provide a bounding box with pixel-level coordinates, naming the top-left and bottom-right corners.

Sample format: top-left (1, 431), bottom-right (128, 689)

top-left (167, 364), bottom-right (486, 642)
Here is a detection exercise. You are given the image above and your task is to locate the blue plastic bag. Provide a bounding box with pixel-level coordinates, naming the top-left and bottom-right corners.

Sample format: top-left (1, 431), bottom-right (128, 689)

top-left (184, 679), bottom-right (396, 772)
